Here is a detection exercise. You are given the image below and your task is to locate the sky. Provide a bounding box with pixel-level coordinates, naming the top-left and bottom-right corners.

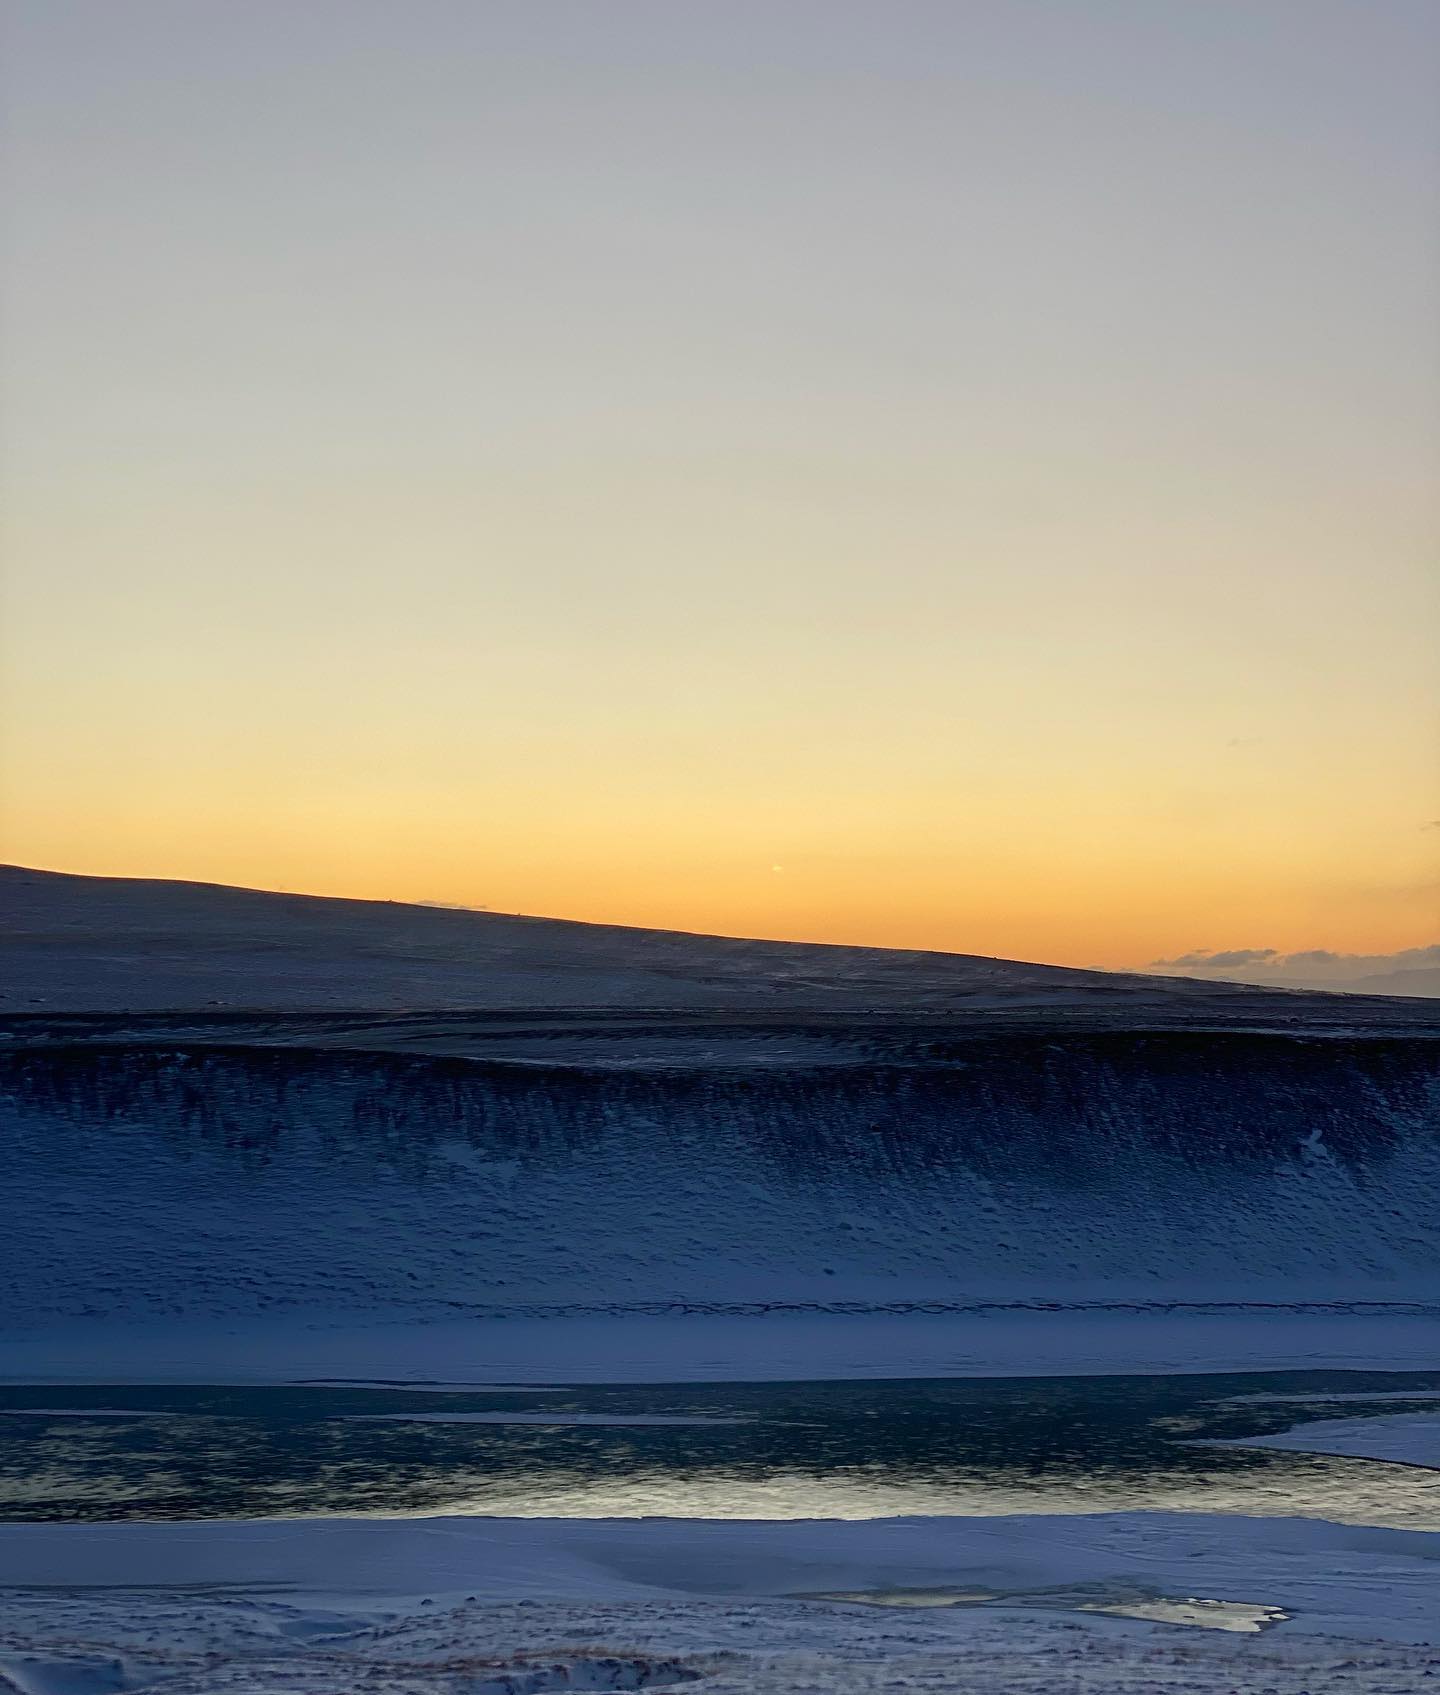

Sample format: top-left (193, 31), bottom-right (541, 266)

top-left (1, 0), bottom-right (1436, 969)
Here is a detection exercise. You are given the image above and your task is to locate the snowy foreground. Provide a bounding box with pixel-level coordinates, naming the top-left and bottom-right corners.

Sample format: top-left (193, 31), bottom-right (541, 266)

top-left (3, 1410), bottom-right (1438, 1694)
top-left (5, 1586), bottom-right (1436, 1695)
top-left (4, 1507), bottom-right (1440, 1695)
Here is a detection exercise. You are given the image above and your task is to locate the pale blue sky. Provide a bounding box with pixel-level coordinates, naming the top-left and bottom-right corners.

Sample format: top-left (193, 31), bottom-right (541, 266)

top-left (2, 0), bottom-right (1437, 963)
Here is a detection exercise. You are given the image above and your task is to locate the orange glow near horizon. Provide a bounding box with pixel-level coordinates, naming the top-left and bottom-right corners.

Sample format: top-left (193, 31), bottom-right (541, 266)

top-left (5, 775), bottom-right (1434, 970)
top-left (1, 2), bottom-right (1436, 970)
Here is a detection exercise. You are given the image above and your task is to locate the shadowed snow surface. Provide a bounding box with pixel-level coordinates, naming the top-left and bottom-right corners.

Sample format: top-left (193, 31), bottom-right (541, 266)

top-left (3, 1030), bottom-right (1438, 1333)
top-left (3, 1512), bottom-right (1440, 1691)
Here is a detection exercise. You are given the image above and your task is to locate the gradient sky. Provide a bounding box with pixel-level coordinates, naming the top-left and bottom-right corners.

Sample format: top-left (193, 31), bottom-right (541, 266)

top-left (2, 0), bottom-right (1437, 967)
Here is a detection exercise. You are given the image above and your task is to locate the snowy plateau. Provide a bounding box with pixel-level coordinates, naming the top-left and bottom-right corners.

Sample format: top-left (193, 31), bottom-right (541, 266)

top-left (2, 863), bottom-right (1438, 1693)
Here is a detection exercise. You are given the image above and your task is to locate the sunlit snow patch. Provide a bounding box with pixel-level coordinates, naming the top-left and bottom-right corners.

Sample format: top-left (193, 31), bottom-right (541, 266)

top-left (796, 1582), bottom-right (1289, 1632)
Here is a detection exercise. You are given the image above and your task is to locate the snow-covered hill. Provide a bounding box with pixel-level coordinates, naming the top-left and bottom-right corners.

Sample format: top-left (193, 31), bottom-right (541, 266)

top-left (2, 866), bottom-right (1437, 1365)
top-left (0, 862), bottom-right (1386, 1017)
top-left (5, 1016), bottom-right (1438, 1333)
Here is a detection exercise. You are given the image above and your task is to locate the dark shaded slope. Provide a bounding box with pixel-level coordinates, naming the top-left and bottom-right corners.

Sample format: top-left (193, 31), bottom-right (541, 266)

top-left (2, 862), bottom-right (1397, 1018)
top-left (5, 1025), bottom-right (1437, 1326)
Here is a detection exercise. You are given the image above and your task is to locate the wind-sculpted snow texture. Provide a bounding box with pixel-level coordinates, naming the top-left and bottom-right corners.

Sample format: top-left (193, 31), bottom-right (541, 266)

top-left (3, 1026), bottom-right (1437, 1327)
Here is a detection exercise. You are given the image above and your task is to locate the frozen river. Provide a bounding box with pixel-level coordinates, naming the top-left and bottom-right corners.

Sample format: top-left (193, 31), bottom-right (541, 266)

top-left (3, 1368), bottom-right (1437, 1528)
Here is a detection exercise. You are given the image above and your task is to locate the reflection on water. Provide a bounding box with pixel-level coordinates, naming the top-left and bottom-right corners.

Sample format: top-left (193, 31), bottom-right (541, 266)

top-left (0, 1370), bottom-right (1436, 1528)
top-left (797, 1584), bottom-right (1290, 1633)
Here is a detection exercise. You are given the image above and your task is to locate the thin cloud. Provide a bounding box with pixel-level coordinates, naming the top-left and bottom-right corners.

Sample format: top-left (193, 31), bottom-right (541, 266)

top-left (1151, 943), bottom-right (1440, 983)
top-left (1153, 947), bottom-right (1277, 968)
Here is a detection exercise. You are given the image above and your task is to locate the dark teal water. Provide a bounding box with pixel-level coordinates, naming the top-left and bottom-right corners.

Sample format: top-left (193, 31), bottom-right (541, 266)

top-left (1, 1371), bottom-right (1436, 1526)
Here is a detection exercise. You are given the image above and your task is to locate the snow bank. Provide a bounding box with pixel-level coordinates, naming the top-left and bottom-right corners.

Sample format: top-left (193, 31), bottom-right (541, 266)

top-left (2, 1512), bottom-right (1437, 1642)
top-left (6, 1307), bottom-right (1440, 1386)
top-left (1209, 1410), bottom-right (1440, 1468)
top-left (3, 1031), bottom-right (1437, 1348)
